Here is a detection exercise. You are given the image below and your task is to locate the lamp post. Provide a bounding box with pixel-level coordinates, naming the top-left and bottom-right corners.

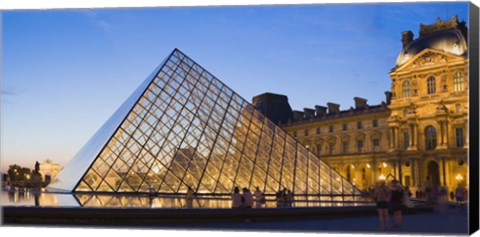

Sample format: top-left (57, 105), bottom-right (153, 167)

top-left (379, 174), bottom-right (386, 181)
top-left (455, 173), bottom-right (463, 186)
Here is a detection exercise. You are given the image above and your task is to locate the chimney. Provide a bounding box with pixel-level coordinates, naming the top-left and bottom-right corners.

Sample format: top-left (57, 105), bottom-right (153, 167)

top-left (304, 108), bottom-right (315, 119)
top-left (401, 31), bottom-right (414, 48)
top-left (385, 91), bottom-right (392, 105)
top-left (327, 102), bottom-right (340, 115)
top-left (354, 97), bottom-right (368, 110)
top-left (315, 105), bottom-right (327, 117)
top-left (293, 111), bottom-right (304, 121)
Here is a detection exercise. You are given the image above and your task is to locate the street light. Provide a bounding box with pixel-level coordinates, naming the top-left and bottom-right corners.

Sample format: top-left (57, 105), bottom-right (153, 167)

top-left (455, 174), bottom-right (463, 181)
top-left (378, 174), bottom-right (386, 181)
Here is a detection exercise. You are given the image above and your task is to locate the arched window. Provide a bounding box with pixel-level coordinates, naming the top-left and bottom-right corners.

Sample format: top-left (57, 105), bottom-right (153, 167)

top-left (454, 71), bottom-right (464, 92)
top-left (427, 76), bottom-right (436, 94)
top-left (425, 126), bottom-right (437, 150)
top-left (402, 81), bottom-right (410, 98)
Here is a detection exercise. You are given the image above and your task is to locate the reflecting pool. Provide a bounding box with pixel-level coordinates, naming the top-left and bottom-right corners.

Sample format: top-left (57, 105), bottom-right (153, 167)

top-left (1, 188), bottom-right (374, 209)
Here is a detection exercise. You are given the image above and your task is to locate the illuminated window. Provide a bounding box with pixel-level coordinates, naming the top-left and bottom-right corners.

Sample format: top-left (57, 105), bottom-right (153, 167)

top-left (317, 144), bottom-right (322, 157)
top-left (425, 126), bottom-right (437, 150)
top-left (456, 128), bottom-right (464, 147)
top-left (329, 142), bottom-right (335, 155)
top-left (357, 140), bottom-right (364, 153)
top-left (402, 80), bottom-right (411, 98)
top-left (454, 71), bottom-right (464, 92)
top-left (373, 138), bottom-right (380, 152)
top-left (403, 131), bottom-right (409, 150)
top-left (342, 141), bottom-right (349, 154)
top-left (427, 76), bottom-right (436, 94)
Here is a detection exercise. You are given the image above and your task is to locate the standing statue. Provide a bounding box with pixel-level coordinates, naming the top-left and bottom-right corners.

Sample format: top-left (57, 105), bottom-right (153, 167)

top-left (31, 161), bottom-right (43, 189)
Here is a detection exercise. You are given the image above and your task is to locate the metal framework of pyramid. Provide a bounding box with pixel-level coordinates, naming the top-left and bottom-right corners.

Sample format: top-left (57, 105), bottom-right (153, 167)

top-left (48, 49), bottom-right (359, 196)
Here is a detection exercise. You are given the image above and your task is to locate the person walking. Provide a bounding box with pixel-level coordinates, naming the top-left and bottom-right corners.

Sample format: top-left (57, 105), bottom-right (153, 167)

top-left (254, 186), bottom-right (264, 208)
top-left (242, 188), bottom-right (254, 208)
top-left (286, 190), bottom-right (294, 207)
top-left (389, 180), bottom-right (404, 229)
top-left (281, 188), bottom-right (288, 207)
top-left (276, 189), bottom-right (283, 207)
top-left (374, 180), bottom-right (390, 231)
top-left (455, 184), bottom-right (465, 209)
top-left (232, 187), bottom-right (242, 208)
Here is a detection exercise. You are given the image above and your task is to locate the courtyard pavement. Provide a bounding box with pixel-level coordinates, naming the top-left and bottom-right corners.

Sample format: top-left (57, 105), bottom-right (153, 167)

top-left (160, 207), bottom-right (470, 235)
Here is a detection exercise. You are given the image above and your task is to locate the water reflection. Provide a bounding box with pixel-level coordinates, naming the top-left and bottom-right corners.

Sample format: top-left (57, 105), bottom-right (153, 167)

top-left (2, 188), bottom-right (80, 207)
top-left (1, 189), bottom-right (373, 209)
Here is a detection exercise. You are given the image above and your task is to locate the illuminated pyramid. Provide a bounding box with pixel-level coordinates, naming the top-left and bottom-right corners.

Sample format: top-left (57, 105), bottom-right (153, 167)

top-left (48, 49), bottom-right (359, 195)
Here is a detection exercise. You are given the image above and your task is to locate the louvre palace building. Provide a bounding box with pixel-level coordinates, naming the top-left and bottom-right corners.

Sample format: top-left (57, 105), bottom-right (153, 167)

top-left (254, 16), bottom-right (469, 194)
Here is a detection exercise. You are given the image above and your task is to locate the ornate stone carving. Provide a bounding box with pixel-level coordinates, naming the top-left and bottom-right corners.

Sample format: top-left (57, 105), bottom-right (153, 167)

top-left (436, 100), bottom-right (448, 113)
top-left (412, 80), bottom-right (418, 96)
top-left (441, 74), bottom-right (447, 92)
top-left (410, 51), bottom-right (447, 68)
top-left (419, 15), bottom-right (459, 37)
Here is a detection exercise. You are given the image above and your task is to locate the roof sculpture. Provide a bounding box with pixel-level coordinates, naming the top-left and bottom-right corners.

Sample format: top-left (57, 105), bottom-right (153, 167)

top-left (395, 15), bottom-right (467, 67)
top-left (48, 49), bottom-right (359, 196)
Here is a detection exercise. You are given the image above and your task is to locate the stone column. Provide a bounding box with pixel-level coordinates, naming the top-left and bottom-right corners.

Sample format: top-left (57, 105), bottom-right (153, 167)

top-left (398, 160), bottom-right (403, 184)
top-left (389, 127), bottom-right (392, 148)
top-left (413, 124), bottom-right (418, 148)
top-left (438, 120), bottom-right (448, 149)
top-left (392, 160), bottom-right (397, 178)
top-left (444, 159), bottom-right (450, 188)
top-left (409, 124), bottom-right (414, 147)
top-left (393, 127), bottom-right (398, 149)
top-left (464, 123), bottom-right (469, 147)
top-left (411, 159), bottom-right (416, 187)
top-left (439, 121), bottom-right (445, 145)
top-left (444, 121), bottom-right (449, 147)
top-left (442, 158), bottom-right (447, 186)
top-left (417, 159), bottom-right (423, 188)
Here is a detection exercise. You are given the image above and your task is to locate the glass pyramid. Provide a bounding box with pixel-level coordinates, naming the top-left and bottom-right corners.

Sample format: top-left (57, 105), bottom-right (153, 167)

top-left (48, 49), bottom-right (359, 196)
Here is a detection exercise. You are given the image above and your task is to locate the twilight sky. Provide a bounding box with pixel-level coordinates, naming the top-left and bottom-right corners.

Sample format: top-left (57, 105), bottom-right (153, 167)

top-left (1, 2), bottom-right (469, 172)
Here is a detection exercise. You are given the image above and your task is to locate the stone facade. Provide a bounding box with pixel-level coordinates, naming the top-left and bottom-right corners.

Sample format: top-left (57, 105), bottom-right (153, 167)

top-left (256, 16), bottom-right (469, 194)
top-left (280, 98), bottom-right (392, 190)
top-left (387, 16), bottom-right (468, 194)
top-left (39, 159), bottom-right (61, 182)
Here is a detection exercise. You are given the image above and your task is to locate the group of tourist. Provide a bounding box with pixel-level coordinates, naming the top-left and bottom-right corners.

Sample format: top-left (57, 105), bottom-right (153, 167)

top-left (412, 183), bottom-right (468, 205)
top-left (454, 184), bottom-right (468, 209)
top-left (275, 188), bottom-right (294, 207)
top-left (232, 186), bottom-right (266, 208)
top-left (374, 179), bottom-right (411, 231)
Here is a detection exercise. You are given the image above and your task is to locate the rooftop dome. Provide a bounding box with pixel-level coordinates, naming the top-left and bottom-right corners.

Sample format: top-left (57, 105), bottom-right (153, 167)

top-left (395, 16), bottom-right (468, 67)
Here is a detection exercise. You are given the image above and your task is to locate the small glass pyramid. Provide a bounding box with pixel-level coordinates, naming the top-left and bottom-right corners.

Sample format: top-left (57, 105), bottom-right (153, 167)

top-left (48, 49), bottom-right (359, 196)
